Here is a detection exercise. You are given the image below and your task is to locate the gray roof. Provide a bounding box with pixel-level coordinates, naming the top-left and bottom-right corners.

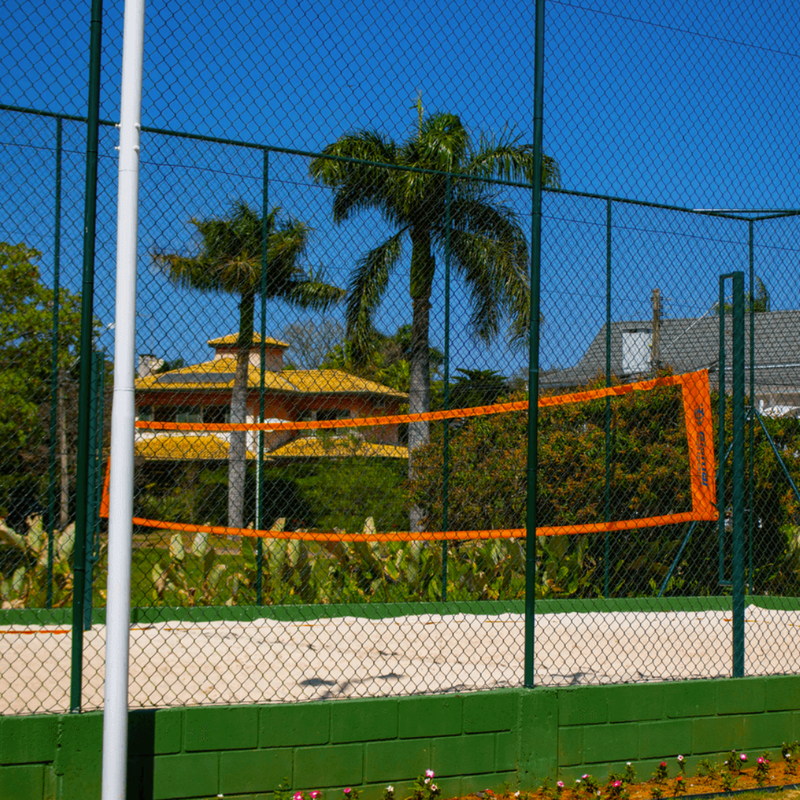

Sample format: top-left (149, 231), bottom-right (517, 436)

top-left (540, 310), bottom-right (800, 397)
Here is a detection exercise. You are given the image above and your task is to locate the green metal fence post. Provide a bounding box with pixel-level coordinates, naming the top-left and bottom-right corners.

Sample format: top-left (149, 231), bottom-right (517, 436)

top-left (604, 198), bottom-right (612, 599)
top-left (747, 221), bottom-right (755, 593)
top-left (71, 0), bottom-right (104, 714)
top-left (441, 174), bottom-right (452, 602)
top-left (46, 117), bottom-right (63, 610)
top-left (525, 0), bottom-right (546, 689)
top-left (731, 271), bottom-right (746, 678)
top-left (718, 279), bottom-right (727, 586)
top-left (83, 351), bottom-right (100, 631)
top-left (255, 148), bottom-right (270, 606)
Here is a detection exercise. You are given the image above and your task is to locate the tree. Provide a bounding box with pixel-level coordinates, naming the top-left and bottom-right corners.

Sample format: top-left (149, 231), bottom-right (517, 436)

top-left (309, 112), bottom-right (560, 526)
top-left (320, 323), bottom-right (444, 394)
top-left (283, 316), bottom-right (345, 369)
top-left (154, 203), bottom-right (344, 528)
top-left (0, 242), bottom-right (83, 526)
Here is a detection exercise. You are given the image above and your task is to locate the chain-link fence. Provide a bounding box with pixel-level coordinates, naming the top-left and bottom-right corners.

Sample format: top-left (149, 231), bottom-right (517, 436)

top-left (2, 0), bottom-right (800, 715)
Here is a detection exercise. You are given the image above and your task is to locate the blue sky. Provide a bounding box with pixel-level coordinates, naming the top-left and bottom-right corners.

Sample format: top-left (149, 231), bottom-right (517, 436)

top-left (1, 0), bottom-right (799, 376)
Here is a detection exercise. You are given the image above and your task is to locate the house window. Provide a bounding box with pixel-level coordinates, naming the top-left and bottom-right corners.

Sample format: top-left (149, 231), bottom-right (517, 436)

top-left (176, 407), bottom-right (203, 424)
top-left (204, 405), bottom-right (230, 424)
top-left (317, 409), bottom-right (350, 421)
top-left (622, 330), bottom-right (651, 374)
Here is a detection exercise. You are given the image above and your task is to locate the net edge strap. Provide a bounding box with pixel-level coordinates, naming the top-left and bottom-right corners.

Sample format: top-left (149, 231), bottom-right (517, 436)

top-left (103, 370), bottom-right (719, 541)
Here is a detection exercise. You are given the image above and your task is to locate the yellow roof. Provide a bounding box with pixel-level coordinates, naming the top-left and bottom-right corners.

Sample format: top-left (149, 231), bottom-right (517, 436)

top-left (136, 360), bottom-right (406, 399)
top-left (134, 433), bottom-right (407, 461)
top-left (134, 434), bottom-right (254, 461)
top-left (208, 333), bottom-right (289, 348)
top-left (268, 437), bottom-right (408, 459)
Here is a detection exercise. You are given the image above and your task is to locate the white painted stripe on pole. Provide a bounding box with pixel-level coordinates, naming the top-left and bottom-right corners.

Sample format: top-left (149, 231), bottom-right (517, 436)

top-left (102, 0), bottom-right (145, 797)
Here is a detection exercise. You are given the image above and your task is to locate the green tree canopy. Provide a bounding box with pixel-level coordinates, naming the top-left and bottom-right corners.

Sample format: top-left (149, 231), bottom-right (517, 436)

top-left (0, 242), bottom-right (82, 520)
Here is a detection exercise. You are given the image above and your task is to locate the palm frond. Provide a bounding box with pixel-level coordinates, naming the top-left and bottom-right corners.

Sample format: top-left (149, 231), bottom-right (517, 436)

top-left (442, 198), bottom-right (530, 344)
top-left (464, 135), bottom-right (561, 188)
top-left (309, 132), bottom-right (399, 225)
top-left (410, 112), bottom-right (469, 172)
top-left (345, 231), bottom-right (405, 364)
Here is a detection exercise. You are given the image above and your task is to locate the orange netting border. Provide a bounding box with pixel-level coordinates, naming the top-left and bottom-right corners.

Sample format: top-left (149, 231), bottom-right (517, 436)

top-left (102, 370), bottom-right (718, 541)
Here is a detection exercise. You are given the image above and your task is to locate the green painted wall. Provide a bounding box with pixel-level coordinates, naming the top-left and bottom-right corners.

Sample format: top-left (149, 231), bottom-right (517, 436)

top-left (2, 676), bottom-right (800, 800)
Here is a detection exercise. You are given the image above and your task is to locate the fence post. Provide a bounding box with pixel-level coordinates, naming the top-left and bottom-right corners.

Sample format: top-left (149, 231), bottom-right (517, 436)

top-left (441, 174), bottom-right (452, 602)
top-left (46, 117), bottom-right (63, 610)
top-left (71, 0), bottom-right (104, 714)
top-left (717, 280), bottom-right (727, 586)
top-left (747, 221), bottom-right (755, 593)
top-left (255, 148), bottom-right (270, 606)
top-left (603, 199), bottom-right (612, 599)
top-left (731, 271), bottom-right (746, 677)
top-left (525, 0), bottom-right (546, 689)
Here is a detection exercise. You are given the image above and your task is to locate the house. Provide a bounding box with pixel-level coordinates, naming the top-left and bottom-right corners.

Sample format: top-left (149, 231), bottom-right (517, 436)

top-left (134, 334), bottom-right (409, 461)
top-left (540, 310), bottom-right (800, 417)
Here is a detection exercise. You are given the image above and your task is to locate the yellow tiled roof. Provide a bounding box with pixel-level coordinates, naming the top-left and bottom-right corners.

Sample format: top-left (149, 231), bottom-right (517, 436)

top-left (134, 434), bottom-right (254, 461)
top-left (134, 433), bottom-right (407, 461)
top-left (208, 333), bottom-right (289, 348)
top-left (136, 360), bottom-right (407, 399)
top-left (268, 437), bottom-right (408, 459)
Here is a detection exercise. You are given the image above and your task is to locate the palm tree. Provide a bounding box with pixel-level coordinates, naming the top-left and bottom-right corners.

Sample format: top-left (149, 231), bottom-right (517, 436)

top-left (154, 202), bottom-right (344, 528)
top-left (310, 112), bottom-right (560, 526)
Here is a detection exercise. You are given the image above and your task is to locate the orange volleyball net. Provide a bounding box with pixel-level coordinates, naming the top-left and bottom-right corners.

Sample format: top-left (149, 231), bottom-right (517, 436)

top-left (101, 369), bottom-right (717, 541)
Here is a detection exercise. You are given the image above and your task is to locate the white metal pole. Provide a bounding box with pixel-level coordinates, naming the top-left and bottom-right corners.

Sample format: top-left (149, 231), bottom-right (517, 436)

top-left (102, 0), bottom-right (145, 797)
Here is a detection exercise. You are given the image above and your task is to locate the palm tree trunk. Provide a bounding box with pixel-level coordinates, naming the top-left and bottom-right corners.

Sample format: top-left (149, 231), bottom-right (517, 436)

top-left (228, 291), bottom-right (255, 529)
top-left (408, 228), bottom-right (435, 531)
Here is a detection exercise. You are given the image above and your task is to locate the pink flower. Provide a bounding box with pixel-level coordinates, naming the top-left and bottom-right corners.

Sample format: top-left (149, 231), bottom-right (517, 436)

top-left (344, 790), bottom-right (352, 796)
top-left (612, 781), bottom-right (622, 788)
top-left (557, 782), bottom-right (564, 789)
top-left (677, 755), bottom-right (684, 762)
top-left (660, 762), bottom-right (667, 768)
top-left (310, 793), bottom-right (320, 799)
top-left (582, 775), bottom-right (590, 780)
top-left (740, 754), bottom-right (748, 762)
top-left (426, 770), bottom-right (435, 779)
top-left (294, 793), bottom-right (304, 800)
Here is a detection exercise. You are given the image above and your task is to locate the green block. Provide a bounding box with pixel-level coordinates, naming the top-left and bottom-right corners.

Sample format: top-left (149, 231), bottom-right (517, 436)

top-left (607, 685), bottom-right (663, 723)
top-left (128, 708), bottom-right (182, 756)
top-left (0, 715), bottom-right (58, 764)
top-left (294, 743), bottom-right (363, 788)
top-left (220, 748), bottom-right (293, 795)
top-left (743, 712), bottom-right (793, 750)
top-left (558, 727), bottom-right (583, 767)
top-left (185, 705), bottom-right (258, 751)
top-left (717, 678), bottom-right (765, 715)
top-left (464, 692), bottom-right (515, 733)
top-left (663, 681), bottom-right (717, 719)
top-left (432, 733), bottom-right (495, 776)
top-left (693, 715), bottom-right (746, 753)
top-left (638, 720), bottom-right (692, 759)
top-left (55, 712), bottom-right (103, 798)
top-left (558, 688), bottom-right (609, 726)
top-left (0, 764), bottom-right (44, 800)
top-left (153, 752), bottom-right (219, 800)
top-left (260, 702), bottom-right (330, 747)
top-left (496, 731), bottom-right (518, 773)
top-left (365, 738), bottom-right (431, 782)
top-left (582, 724), bottom-right (638, 764)
top-left (398, 696), bottom-right (462, 739)
top-left (459, 771), bottom-right (517, 795)
top-left (765, 676), bottom-right (800, 712)
top-left (519, 690), bottom-right (558, 782)
top-left (332, 699), bottom-right (398, 743)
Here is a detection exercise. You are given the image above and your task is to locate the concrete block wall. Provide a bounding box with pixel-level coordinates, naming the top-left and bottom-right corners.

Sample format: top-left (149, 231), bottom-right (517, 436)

top-left (2, 676), bottom-right (799, 800)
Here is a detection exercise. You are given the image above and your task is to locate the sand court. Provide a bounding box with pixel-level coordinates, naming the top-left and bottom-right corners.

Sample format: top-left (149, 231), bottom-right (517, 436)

top-left (1, 603), bottom-right (797, 714)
